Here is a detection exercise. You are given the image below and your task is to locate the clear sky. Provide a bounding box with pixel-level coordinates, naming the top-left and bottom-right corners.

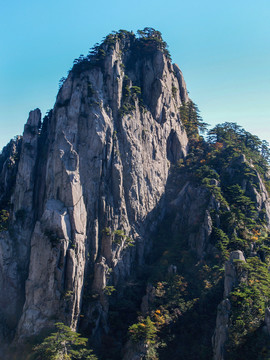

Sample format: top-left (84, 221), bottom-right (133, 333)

top-left (0, 0), bottom-right (269, 151)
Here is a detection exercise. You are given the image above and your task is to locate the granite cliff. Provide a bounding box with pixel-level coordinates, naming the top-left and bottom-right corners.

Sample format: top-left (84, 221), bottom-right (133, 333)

top-left (0, 29), bottom-right (188, 357)
top-left (1, 29), bottom-right (270, 360)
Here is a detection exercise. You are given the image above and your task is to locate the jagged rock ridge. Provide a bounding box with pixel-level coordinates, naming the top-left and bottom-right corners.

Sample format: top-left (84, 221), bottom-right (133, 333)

top-left (1, 29), bottom-right (270, 360)
top-left (0, 29), bottom-right (189, 355)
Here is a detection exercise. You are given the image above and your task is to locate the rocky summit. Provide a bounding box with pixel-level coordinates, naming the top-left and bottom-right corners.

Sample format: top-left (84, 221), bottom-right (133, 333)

top-left (1, 28), bottom-right (270, 360)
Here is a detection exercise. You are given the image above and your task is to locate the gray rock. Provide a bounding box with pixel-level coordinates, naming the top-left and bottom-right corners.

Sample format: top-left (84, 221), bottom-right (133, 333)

top-left (224, 250), bottom-right (246, 298)
top-left (0, 37), bottom-right (190, 346)
top-left (122, 340), bottom-right (149, 360)
top-left (212, 299), bottom-right (231, 360)
top-left (12, 108), bottom-right (41, 213)
top-left (141, 284), bottom-right (156, 315)
top-left (225, 156), bottom-right (270, 228)
top-left (171, 183), bottom-right (214, 258)
top-left (92, 257), bottom-right (108, 294)
top-left (265, 307), bottom-right (270, 336)
top-left (0, 137), bottom-right (22, 205)
top-left (0, 110), bottom-right (41, 346)
top-left (247, 170), bottom-right (270, 227)
top-left (213, 250), bottom-right (246, 360)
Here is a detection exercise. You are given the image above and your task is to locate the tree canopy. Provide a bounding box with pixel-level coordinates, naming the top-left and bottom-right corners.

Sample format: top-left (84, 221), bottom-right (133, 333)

top-left (33, 323), bottom-right (97, 360)
top-left (179, 100), bottom-right (209, 138)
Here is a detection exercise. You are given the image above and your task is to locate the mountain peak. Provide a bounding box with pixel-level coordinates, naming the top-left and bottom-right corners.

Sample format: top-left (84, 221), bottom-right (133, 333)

top-left (1, 29), bottom-right (270, 360)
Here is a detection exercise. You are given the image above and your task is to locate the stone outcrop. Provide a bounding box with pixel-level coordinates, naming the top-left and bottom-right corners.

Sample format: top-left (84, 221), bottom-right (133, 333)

top-left (141, 283), bottom-right (156, 315)
top-left (12, 109), bottom-right (41, 213)
top-left (0, 32), bottom-right (189, 351)
top-left (224, 250), bottom-right (246, 298)
top-left (264, 307), bottom-right (270, 336)
top-left (170, 182), bottom-right (223, 259)
top-left (0, 137), bottom-right (22, 206)
top-left (212, 299), bottom-right (231, 360)
top-left (247, 170), bottom-right (270, 227)
top-left (226, 155), bottom-right (270, 228)
top-left (0, 111), bottom-right (40, 352)
top-left (212, 251), bottom-right (246, 360)
top-left (122, 340), bottom-right (149, 360)
top-left (1, 30), bottom-right (270, 360)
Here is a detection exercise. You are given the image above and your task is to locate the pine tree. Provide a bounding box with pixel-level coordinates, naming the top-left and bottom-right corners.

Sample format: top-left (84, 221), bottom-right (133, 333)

top-left (33, 323), bottom-right (97, 360)
top-left (179, 100), bottom-right (208, 138)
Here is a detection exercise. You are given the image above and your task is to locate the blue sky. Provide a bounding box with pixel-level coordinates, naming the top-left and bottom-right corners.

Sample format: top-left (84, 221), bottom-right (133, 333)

top-left (0, 0), bottom-right (269, 150)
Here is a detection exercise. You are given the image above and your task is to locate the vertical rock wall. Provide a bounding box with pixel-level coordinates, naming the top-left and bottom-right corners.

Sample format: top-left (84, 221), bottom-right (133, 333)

top-left (0, 35), bottom-right (189, 345)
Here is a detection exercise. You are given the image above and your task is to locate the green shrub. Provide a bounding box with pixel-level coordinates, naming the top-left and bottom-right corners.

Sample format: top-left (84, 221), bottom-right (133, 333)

top-left (131, 86), bottom-right (141, 96)
top-left (172, 85), bottom-right (177, 99)
top-left (102, 227), bottom-right (111, 236)
top-left (113, 229), bottom-right (134, 247)
top-left (103, 286), bottom-right (116, 296)
top-left (227, 257), bottom-right (270, 353)
top-left (129, 316), bottom-right (157, 343)
top-left (33, 322), bottom-right (98, 359)
top-left (0, 209), bottom-right (9, 231)
top-left (211, 227), bottom-right (229, 260)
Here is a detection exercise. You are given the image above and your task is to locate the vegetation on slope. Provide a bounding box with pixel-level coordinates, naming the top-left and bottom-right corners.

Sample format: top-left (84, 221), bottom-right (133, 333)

top-left (33, 323), bottom-right (97, 360)
top-left (28, 100), bottom-right (270, 360)
top-left (6, 29), bottom-right (270, 360)
top-left (121, 106), bottom-right (270, 359)
top-left (58, 28), bottom-right (171, 83)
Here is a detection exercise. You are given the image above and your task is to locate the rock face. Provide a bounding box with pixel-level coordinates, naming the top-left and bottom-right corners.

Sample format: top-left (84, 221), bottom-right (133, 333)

top-left (247, 170), bottom-right (270, 227)
top-left (224, 250), bottom-right (246, 298)
top-left (212, 251), bottom-right (246, 360)
top-left (265, 307), bottom-right (270, 336)
top-left (0, 31), bottom-right (189, 350)
top-left (2, 30), bottom-right (270, 360)
top-left (170, 182), bottom-right (220, 259)
top-left (0, 112), bottom-right (40, 350)
top-left (122, 340), bottom-right (149, 360)
top-left (0, 136), bottom-right (22, 206)
top-left (225, 155), bottom-right (270, 228)
top-left (212, 299), bottom-right (231, 360)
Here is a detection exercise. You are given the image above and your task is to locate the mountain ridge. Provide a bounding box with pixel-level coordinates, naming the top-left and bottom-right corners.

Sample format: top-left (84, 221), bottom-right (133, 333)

top-left (0, 28), bottom-right (270, 360)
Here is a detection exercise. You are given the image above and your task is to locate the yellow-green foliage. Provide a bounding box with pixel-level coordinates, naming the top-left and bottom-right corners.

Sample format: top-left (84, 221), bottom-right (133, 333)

top-left (103, 286), bottom-right (116, 296)
top-left (113, 229), bottom-right (134, 247)
top-left (129, 316), bottom-right (157, 343)
top-left (0, 209), bottom-right (9, 231)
